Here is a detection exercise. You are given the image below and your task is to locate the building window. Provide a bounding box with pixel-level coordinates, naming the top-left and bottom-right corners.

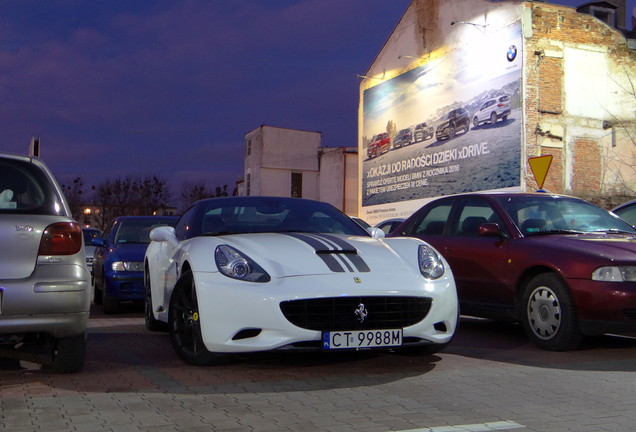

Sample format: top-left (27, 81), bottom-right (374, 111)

top-left (246, 138), bottom-right (252, 156)
top-left (291, 172), bottom-right (302, 198)
top-left (246, 172), bottom-right (251, 196)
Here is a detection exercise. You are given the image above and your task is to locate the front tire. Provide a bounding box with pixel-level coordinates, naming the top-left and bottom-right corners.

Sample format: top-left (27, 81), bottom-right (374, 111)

top-left (522, 273), bottom-right (583, 351)
top-left (51, 332), bottom-right (86, 374)
top-left (101, 274), bottom-right (120, 314)
top-left (93, 269), bottom-right (103, 305)
top-left (169, 270), bottom-right (229, 366)
top-left (473, 117), bottom-right (480, 128)
top-left (490, 112), bottom-right (497, 124)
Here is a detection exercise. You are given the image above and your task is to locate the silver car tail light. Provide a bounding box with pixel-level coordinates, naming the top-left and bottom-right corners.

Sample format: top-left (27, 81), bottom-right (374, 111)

top-left (38, 222), bottom-right (83, 256)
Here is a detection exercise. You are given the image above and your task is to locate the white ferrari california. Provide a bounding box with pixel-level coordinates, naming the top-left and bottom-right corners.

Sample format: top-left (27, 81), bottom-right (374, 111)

top-left (144, 196), bottom-right (458, 365)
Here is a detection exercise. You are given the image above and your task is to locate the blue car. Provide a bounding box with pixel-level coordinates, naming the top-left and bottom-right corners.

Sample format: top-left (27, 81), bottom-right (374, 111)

top-left (93, 216), bottom-right (178, 313)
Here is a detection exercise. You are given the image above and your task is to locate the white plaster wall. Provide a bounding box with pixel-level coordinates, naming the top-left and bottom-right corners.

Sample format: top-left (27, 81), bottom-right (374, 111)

top-left (256, 168), bottom-right (318, 200)
top-left (243, 125), bottom-right (321, 198)
top-left (302, 171), bottom-right (319, 201)
top-left (318, 149), bottom-right (345, 210)
top-left (564, 46), bottom-right (636, 121)
top-left (262, 126), bottom-right (320, 171)
top-left (259, 168), bottom-right (291, 197)
top-left (344, 153), bottom-right (358, 215)
top-left (244, 128), bottom-right (263, 196)
top-left (365, 1), bottom-right (522, 82)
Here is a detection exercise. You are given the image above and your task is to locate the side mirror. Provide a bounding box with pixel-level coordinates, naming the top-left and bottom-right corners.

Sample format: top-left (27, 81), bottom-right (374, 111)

top-left (92, 237), bottom-right (106, 247)
top-left (478, 223), bottom-right (507, 238)
top-left (368, 227), bottom-right (385, 239)
top-left (149, 226), bottom-right (179, 248)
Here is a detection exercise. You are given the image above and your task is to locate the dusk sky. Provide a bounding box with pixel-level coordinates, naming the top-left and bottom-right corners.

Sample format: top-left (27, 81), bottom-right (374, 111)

top-left (0, 0), bottom-right (633, 199)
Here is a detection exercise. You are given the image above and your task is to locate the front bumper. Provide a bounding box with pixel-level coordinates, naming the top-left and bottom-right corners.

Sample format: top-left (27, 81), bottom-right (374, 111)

top-left (189, 270), bottom-right (458, 354)
top-left (105, 270), bottom-right (144, 300)
top-left (568, 278), bottom-right (636, 334)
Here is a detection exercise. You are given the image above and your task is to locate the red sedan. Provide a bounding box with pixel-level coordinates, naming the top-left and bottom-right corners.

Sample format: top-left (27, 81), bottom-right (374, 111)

top-left (389, 192), bottom-right (636, 351)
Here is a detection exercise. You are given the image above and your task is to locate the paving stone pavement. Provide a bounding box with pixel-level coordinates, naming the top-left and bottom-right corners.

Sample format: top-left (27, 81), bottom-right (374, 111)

top-left (2, 304), bottom-right (636, 432)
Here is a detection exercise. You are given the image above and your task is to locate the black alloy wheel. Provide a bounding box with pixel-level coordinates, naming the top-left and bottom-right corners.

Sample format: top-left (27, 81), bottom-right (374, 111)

top-left (101, 274), bottom-right (120, 314)
top-left (168, 270), bottom-right (229, 366)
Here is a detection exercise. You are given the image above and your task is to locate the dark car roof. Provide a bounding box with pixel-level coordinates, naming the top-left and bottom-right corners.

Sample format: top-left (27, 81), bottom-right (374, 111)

top-left (113, 215), bottom-right (178, 220)
top-left (421, 191), bottom-right (567, 200)
top-left (612, 199), bottom-right (636, 212)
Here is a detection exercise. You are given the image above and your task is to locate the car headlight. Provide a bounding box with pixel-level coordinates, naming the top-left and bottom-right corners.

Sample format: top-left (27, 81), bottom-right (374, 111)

top-left (215, 245), bottom-right (271, 283)
top-left (112, 261), bottom-right (143, 271)
top-left (418, 244), bottom-right (445, 280)
top-left (592, 266), bottom-right (636, 282)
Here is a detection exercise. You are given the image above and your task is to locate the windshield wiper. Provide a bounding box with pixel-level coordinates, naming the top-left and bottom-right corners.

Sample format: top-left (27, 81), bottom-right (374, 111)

top-left (525, 229), bottom-right (586, 235)
top-left (590, 228), bottom-right (636, 234)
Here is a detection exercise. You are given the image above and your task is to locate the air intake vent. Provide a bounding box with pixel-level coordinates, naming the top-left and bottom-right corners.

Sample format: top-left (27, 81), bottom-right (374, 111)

top-left (280, 296), bottom-right (432, 331)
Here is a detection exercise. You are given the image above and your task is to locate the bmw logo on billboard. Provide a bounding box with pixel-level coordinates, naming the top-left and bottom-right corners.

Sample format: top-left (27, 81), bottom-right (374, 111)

top-left (507, 45), bottom-right (517, 62)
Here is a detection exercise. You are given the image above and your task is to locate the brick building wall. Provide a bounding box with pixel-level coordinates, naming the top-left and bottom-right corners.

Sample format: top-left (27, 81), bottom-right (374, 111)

top-left (540, 147), bottom-right (564, 192)
top-left (572, 138), bottom-right (602, 194)
top-left (538, 57), bottom-right (563, 115)
top-left (524, 2), bottom-right (635, 203)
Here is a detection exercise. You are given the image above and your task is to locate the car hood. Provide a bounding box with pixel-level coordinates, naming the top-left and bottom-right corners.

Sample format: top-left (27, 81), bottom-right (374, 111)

top-left (108, 243), bottom-right (149, 263)
top-left (527, 233), bottom-right (636, 261)
top-left (202, 233), bottom-right (422, 278)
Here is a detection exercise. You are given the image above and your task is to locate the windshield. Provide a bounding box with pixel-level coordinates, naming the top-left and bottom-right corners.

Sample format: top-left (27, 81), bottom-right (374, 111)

top-left (495, 195), bottom-right (636, 236)
top-left (194, 197), bottom-right (369, 237)
top-left (114, 218), bottom-right (177, 244)
top-left (82, 228), bottom-right (102, 246)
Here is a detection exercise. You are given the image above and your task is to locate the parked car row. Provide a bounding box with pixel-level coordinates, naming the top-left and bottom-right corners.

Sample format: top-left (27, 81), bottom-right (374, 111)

top-left (6, 149), bottom-right (636, 373)
top-left (367, 94), bottom-right (512, 159)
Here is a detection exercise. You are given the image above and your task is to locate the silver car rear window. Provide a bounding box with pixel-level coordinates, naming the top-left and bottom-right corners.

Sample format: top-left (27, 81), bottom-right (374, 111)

top-left (0, 159), bottom-right (62, 215)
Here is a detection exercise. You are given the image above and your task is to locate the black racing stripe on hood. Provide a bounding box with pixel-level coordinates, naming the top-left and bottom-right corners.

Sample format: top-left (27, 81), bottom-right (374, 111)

top-left (344, 253), bottom-right (370, 273)
top-left (311, 234), bottom-right (371, 273)
top-left (284, 232), bottom-right (370, 273)
top-left (284, 233), bottom-right (345, 272)
top-left (308, 233), bottom-right (357, 252)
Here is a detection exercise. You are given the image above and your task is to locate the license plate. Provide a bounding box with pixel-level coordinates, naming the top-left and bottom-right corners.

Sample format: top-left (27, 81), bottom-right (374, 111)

top-left (322, 329), bottom-right (403, 350)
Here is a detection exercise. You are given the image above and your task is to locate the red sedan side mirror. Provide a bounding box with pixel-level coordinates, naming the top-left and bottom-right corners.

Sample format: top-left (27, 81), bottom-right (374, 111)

top-left (478, 222), bottom-right (507, 238)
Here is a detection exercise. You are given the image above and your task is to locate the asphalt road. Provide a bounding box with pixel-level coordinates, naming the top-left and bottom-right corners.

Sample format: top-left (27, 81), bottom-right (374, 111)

top-left (2, 302), bottom-right (636, 432)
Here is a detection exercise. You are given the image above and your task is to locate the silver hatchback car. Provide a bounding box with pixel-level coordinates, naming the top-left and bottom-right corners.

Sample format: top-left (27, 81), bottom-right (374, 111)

top-left (0, 152), bottom-right (91, 373)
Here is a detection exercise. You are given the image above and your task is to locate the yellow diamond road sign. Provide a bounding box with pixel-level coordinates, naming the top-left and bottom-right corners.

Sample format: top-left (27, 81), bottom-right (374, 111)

top-left (528, 155), bottom-right (553, 190)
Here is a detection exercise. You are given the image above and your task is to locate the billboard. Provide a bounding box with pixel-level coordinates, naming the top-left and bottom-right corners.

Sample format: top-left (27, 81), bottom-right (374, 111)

top-left (361, 23), bottom-right (523, 223)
